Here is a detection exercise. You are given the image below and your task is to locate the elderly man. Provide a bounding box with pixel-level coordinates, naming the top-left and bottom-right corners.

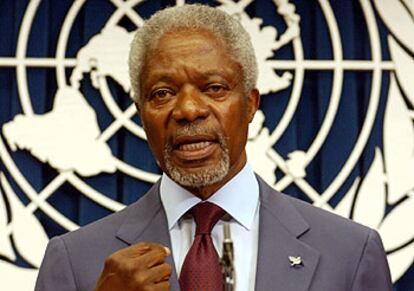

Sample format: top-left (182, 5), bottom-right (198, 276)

top-left (36, 4), bottom-right (392, 291)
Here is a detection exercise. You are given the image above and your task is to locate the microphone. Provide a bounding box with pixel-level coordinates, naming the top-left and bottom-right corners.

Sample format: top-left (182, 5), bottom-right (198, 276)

top-left (221, 223), bottom-right (235, 291)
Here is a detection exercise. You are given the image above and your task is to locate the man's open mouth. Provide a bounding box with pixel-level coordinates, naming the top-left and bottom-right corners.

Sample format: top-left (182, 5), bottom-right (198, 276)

top-left (178, 141), bottom-right (213, 151)
top-left (172, 136), bottom-right (219, 160)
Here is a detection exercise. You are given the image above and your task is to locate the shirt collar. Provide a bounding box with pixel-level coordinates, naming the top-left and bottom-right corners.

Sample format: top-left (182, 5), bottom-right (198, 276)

top-left (160, 163), bottom-right (259, 230)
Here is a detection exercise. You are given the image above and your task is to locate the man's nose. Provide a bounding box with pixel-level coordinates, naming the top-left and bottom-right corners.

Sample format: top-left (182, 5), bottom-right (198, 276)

top-left (172, 85), bottom-right (209, 123)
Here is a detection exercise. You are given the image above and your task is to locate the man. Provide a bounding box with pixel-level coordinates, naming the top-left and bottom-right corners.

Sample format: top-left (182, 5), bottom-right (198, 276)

top-left (36, 4), bottom-right (392, 291)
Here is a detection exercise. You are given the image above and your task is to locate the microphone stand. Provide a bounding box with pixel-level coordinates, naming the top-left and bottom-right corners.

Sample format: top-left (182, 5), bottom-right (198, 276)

top-left (220, 223), bottom-right (235, 291)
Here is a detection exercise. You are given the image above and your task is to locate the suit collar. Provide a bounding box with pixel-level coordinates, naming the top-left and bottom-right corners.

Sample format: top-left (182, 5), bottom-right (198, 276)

top-left (255, 176), bottom-right (320, 291)
top-left (115, 175), bottom-right (311, 243)
top-left (257, 175), bottom-right (309, 238)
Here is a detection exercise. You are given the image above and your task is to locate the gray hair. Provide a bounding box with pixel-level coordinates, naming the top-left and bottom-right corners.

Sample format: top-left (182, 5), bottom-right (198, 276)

top-left (128, 4), bottom-right (258, 102)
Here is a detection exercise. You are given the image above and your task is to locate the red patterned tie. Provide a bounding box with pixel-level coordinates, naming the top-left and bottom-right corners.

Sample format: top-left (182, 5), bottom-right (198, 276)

top-left (179, 202), bottom-right (225, 291)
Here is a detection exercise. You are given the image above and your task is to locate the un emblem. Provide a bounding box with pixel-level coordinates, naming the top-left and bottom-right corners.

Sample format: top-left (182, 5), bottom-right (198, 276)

top-left (0, 0), bottom-right (413, 289)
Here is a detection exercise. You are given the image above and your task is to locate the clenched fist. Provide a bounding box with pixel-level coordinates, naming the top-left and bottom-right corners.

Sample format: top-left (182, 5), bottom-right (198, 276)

top-left (95, 242), bottom-right (172, 291)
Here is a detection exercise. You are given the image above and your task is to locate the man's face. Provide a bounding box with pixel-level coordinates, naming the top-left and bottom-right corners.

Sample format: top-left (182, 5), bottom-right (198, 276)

top-left (137, 29), bottom-right (259, 197)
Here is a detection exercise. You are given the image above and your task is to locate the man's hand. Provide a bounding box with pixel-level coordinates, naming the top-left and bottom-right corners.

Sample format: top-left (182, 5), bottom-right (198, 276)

top-left (95, 242), bottom-right (172, 291)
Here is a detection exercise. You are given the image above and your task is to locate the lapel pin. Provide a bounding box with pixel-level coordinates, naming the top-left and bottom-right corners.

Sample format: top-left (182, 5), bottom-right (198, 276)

top-left (288, 256), bottom-right (303, 267)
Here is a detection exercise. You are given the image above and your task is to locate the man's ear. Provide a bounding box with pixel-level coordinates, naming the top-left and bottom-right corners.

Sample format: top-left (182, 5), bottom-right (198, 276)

top-left (134, 101), bottom-right (141, 115)
top-left (134, 102), bottom-right (145, 128)
top-left (247, 88), bottom-right (260, 123)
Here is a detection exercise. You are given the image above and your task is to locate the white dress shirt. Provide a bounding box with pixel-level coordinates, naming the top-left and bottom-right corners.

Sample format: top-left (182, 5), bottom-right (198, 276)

top-left (160, 163), bottom-right (260, 291)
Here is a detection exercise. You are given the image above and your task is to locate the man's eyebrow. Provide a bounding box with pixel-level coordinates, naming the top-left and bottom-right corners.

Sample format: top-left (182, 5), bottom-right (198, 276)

top-left (195, 70), bottom-right (239, 84)
top-left (144, 73), bottom-right (177, 86)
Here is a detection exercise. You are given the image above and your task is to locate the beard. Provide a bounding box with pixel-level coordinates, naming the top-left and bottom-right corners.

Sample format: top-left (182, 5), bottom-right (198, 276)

top-left (163, 124), bottom-right (230, 188)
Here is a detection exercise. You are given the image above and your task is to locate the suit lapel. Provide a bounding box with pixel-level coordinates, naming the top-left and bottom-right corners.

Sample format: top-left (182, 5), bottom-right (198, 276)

top-left (255, 177), bottom-right (320, 291)
top-left (114, 181), bottom-right (180, 291)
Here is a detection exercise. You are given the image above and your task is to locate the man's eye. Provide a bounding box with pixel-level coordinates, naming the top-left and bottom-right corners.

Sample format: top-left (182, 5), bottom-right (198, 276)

top-left (204, 84), bottom-right (227, 95)
top-left (151, 89), bottom-right (174, 100)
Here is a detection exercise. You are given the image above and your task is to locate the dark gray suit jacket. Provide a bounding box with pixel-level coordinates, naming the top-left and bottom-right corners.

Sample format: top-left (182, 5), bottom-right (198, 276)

top-left (35, 177), bottom-right (392, 290)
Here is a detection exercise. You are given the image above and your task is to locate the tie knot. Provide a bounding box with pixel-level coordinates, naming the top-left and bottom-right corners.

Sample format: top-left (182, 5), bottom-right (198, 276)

top-left (191, 202), bottom-right (225, 235)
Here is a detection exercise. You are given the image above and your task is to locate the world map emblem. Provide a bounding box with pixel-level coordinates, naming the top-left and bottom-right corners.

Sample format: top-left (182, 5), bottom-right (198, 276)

top-left (0, 0), bottom-right (413, 289)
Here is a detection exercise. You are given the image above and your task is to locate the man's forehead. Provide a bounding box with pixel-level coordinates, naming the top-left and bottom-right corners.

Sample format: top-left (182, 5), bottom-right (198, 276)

top-left (141, 30), bottom-right (240, 79)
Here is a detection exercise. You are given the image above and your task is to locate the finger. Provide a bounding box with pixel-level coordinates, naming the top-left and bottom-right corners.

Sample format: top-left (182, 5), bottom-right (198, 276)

top-left (138, 248), bottom-right (169, 268)
top-left (102, 243), bottom-right (162, 272)
top-left (153, 280), bottom-right (171, 291)
top-left (114, 242), bottom-right (152, 257)
top-left (146, 263), bottom-right (172, 283)
top-left (129, 263), bottom-right (171, 287)
top-left (128, 242), bottom-right (169, 258)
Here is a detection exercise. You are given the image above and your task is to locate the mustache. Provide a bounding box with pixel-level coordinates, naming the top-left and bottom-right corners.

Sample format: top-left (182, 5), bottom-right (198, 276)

top-left (175, 123), bottom-right (216, 137)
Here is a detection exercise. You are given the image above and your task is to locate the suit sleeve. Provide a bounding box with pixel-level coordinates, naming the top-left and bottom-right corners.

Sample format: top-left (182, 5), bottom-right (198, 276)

top-left (351, 229), bottom-right (393, 291)
top-left (35, 236), bottom-right (78, 291)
